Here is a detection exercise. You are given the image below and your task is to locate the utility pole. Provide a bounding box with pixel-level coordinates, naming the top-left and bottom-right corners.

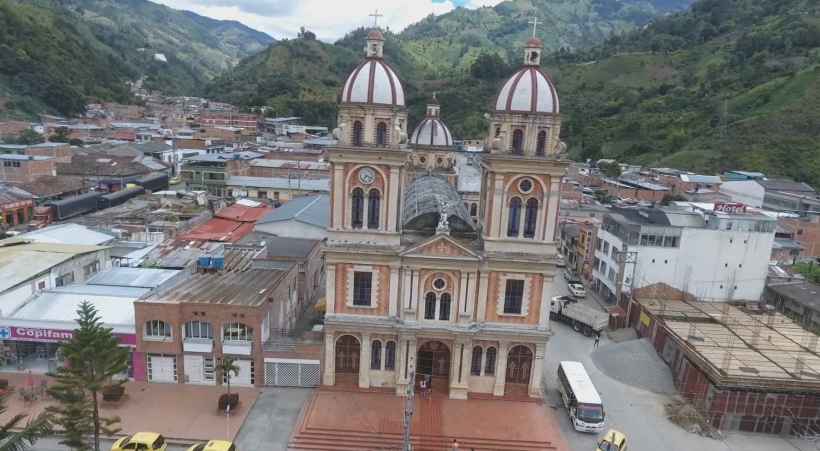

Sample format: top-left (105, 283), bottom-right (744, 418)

top-left (402, 359), bottom-right (415, 451)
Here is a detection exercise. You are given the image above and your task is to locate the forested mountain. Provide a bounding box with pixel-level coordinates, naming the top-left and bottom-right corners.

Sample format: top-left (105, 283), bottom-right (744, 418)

top-left (0, 0), bottom-right (274, 117)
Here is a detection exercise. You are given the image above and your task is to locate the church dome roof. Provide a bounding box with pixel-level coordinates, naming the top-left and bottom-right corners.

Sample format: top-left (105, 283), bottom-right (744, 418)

top-left (493, 66), bottom-right (559, 115)
top-left (525, 36), bottom-right (542, 46)
top-left (402, 174), bottom-right (474, 234)
top-left (341, 59), bottom-right (405, 105)
top-left (367, 29), bottom-right (384, 40)
top-left (410, 118), bottom-right (453, 147)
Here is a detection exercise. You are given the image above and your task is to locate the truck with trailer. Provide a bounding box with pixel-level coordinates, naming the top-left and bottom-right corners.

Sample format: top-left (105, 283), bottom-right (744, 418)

top-left (96, 186), bottom-right (145, 210)
top-left (550, 295), bottom-right (608, 336)
top-left (132, 173), bottom-right (169, 193)
top-left (28, 191), bottom-right (103, 229)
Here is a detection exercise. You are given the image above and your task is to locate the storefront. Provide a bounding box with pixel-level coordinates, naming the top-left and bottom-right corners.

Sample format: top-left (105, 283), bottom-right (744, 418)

top-left (0, 325), bottom-right (139, 379)
top-left (0, 198), bottom-right (34, 228)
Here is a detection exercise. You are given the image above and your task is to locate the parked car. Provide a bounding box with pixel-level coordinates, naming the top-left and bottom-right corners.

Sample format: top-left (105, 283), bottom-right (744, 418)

top-left (597, 429), bottom-right (627, 451)
top-left (186, 441), bottom-right (237, 451)
top-left (556, 254), bottom-right (566, 268)
top-left (568, 283), bottom-right (587, 298)
top-left (169, 177), bottom-right (180, 185)
top-left (564, 268), bottom-right (582, 284)
top-left (111, 433), bottom-right (168, 451)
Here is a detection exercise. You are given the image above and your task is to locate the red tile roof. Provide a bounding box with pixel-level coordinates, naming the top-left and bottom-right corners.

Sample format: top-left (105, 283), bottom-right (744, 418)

top-left (107, 129), bottom-right (136, 141)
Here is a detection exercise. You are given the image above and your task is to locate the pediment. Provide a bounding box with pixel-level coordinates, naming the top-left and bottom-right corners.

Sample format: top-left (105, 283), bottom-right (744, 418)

top-left (400, 233), bottom-right (480, 259)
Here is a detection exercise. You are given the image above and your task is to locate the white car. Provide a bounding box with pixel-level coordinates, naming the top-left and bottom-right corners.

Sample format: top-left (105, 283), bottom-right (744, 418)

top-left (568, 283), bottom-right (586, 298)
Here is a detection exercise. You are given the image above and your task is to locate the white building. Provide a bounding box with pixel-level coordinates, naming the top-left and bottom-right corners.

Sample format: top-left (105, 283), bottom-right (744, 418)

top-left (592, 205), bottom-right (776, 303)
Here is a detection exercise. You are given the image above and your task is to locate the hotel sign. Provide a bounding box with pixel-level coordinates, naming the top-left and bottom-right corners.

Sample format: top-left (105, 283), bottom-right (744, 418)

top-left (583, 230), bottom-right (593, 261)
top-left (714, 203), bottom-right (747, 214)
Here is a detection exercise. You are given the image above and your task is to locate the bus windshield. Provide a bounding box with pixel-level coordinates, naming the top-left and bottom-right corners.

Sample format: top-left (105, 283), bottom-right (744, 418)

top-left (577, 403), bottom-right (604, 423)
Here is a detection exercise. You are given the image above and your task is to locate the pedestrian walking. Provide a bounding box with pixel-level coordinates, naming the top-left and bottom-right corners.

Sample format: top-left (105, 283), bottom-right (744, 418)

top-left (593, 330), bottom-right (601, 348)
top-left (451, 439), bottom-right (459, 451)
top-left (420, 379), bottom-right (427, 397)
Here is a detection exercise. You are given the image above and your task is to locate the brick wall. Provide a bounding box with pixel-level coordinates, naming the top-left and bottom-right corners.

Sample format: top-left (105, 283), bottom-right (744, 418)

top-left (780, 217), bottom-right (820, 257)
top-left (484, 272), bottom-right (541, 325)
top-left (0, 159), bottom-right (55, 183)
top-left (26, 146), bottom-right (71, 163)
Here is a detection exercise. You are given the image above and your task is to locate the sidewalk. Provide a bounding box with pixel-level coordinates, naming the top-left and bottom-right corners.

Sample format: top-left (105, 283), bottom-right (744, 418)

top-left (1, 372), bottom-right (258, 442)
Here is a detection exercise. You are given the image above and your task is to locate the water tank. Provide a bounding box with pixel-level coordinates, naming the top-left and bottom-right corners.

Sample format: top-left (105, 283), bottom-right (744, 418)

top-left (198, 256), bottom-right (211, 267)
top-left (211, 256), bottom-right (224, 269)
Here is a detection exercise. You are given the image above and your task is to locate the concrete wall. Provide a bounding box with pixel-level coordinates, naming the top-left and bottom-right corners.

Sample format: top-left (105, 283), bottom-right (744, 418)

top-left (719, 180), bottom-right (765, 208)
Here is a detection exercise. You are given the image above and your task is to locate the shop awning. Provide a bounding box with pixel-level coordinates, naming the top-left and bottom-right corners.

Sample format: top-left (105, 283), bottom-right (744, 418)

top-left (313, 298), bottom-right (327, 312)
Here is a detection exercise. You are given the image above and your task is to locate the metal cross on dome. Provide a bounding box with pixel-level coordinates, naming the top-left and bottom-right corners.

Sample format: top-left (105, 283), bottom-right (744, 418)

top-left (370, 9), bottom-right (384, 28)
top-left (529, 17), bottom-right (542, 37)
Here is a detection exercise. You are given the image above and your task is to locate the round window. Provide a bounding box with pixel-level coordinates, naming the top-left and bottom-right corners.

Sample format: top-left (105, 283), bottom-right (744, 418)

top-left (419, 156), bottom-right (427, 164)
top-left (436, 157), bottom-right (444, 165)
top-left (433, 278), bottom-right (446, 290)
top-left (519, 178), bottom-right (533, 193)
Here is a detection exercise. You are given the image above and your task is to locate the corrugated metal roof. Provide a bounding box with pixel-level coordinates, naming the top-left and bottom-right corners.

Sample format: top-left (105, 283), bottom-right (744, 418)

top-left (0, 243), bottom-right (108, 295)
top-left (255, 194), bottom-right (329, 228)
top-left (143, 270), bottom-right (286, 306)
top-left (227, 176), bottom-right (329, 192)
top-left (176, 218), bottom-right (254, 243)
top-left (141, 240), bottom-right (224, 269)
top-left (214, 204), bottom-right (274, 222)
top-left (680, 174), bottom-right (723, 184)
top-left (9, 287), bottom-right (141, 325)
top-left (250, 159), bottom-right (330, 170)
top-left (85, 267), bottom-right (180, 288)
top-left (773, 239), bottom-right (805, 250)
top-left (18, 223), bottom-right (115, 245)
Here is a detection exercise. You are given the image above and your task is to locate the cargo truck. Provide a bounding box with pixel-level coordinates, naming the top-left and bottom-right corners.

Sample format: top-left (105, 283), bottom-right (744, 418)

top-left (28, 191), bottom-right (103, 229)
top-left (550, 295), bottom-right (608, 336)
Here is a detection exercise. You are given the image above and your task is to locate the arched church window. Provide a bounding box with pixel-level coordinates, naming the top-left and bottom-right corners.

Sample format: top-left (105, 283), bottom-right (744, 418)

top-left (352, 121), bottom-right (363, 147)
top-left (439, 293), bottom-right (451, 321)
top-left (367, 189), bottom-right (380, 229)
top-left (424, 292), bottom-right (436, 320)
top-left (524, 198), bottom-right (538, 239)
top-left (376, 122), bottom-right (387, 147)
top-left (507, 197), bottom-right (522, 237)
top-left (470, 203), bottom-right (477, 217)
top-left (512, 129), bottom-right (523, 155)
top-left (351, 188), bottom-right (364, 229)
top-left (536, 130), bottom-right (547, 156)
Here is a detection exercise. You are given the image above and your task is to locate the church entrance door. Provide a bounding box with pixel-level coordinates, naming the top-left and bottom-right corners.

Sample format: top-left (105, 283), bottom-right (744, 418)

top-left (416, 341), bottom-right (451, 396)
top-left (505, 345), bottom-right (533, 395)
top-left (334, 335), bottom-right (360, 386)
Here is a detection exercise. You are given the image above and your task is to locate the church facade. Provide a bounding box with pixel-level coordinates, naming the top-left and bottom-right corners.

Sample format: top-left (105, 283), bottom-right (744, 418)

top-left (323, 28), bottom-right (568, 399)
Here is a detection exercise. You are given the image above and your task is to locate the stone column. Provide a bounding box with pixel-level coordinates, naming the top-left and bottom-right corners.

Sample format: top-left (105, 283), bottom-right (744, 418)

top-left (387, 167), bottom-right (400, 232)
top-left (493, 341), bottom-right (510, 396)
top-left (545, 179), bottom-right (561, 241)
top-left (325, 264), bottom-right (336, 315)
top-left (449, 340), bottom-right (470, 400)
top-left (322, 333), bottom-right (336, 386)
top-left (362, 190), bottom-right (370, 229)
top-left (492, 174), bottom-right (504, 239)
top-left (529, 343), bottom-right (546, 398)
top-left (458, 273), bottom-right (469, 325)
top-left (402, 269), bottom-right (412, 310)
top-left (476, 272), bottom-right (489, 324)
top-left (359, 332), bottom-right (371, 388)
top-left (395, 336), bottom-right (415, 396)
top-left (388, 266), bottom-right (400, 318)
top-left (538, 273), bottom-right (552, 330)
top-left (332, 166), bottom-right (344, 229)
top-left (465, 272), bottom-right (476, 318)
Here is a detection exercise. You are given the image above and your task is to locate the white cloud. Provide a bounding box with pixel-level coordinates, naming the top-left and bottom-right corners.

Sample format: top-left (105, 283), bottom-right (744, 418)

top-left (150, 0), bottom-right (500, 42)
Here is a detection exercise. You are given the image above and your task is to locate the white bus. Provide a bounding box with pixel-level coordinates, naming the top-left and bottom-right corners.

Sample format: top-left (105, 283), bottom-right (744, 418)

top-left (557, 361), bottom-right (605, 432)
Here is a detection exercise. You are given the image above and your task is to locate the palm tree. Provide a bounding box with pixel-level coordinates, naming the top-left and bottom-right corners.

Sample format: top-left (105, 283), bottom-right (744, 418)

top-left (215, 357), bottom-right (240, 396)
top-left (0, 395), bottom-right (52, 451)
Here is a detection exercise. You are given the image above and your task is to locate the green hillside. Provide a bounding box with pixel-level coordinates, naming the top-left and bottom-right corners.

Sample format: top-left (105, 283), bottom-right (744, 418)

top-left (399, 0), bottom-right (693, 75)
top-left (0, 0), bottom-right (274, 117)
top-left (549, 0), bottom-right (820, 184)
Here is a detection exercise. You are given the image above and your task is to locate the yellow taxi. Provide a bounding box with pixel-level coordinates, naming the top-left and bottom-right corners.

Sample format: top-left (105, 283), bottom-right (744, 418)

top-left (597, 429), bottom-right (627, 451)
top-left (169, 177), bottom-right (180, 185)
top-left (111, 432), bottom-right (168, 451)
top-left (186, 441), bottom-right (237, 451)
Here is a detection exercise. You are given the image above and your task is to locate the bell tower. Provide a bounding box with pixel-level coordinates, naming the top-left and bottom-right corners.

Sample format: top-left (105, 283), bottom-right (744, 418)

top-left (479, 17), bottom-right (569, 255)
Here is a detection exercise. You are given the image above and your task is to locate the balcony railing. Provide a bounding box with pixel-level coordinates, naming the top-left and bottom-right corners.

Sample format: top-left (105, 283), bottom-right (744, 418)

top-left (182, 337), bottom-right (214, 353)
top-left (222, 339), bottom-right (252, 355)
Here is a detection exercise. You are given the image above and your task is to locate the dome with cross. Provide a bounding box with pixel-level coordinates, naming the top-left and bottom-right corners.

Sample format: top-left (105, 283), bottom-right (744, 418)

top-left (409, 94), bottom-right (453, 148)
top-left (492, 19), bottom-right (559, 115)
top-left (340, 10), bottom-right (405, 106)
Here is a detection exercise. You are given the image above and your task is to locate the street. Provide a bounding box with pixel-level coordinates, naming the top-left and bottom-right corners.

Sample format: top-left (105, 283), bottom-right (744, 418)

top-left (31, 437), bottom-right (190, 451)
top-left (544, 270), bottom-right (817, 451)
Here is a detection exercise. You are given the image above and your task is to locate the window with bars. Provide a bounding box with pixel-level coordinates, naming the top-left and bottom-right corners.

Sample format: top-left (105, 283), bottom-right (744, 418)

top-left (523, 198), bottom-right (538, 238)
top-left (371, 340), bottom-right (382, 370)
top-left (352, 271), bottom-right (372, 306)
top-left (352, 121), bottom-right (363, 146)
top-left (351, 188), bottom-right (364, 229)
top-left (55, 272), bottom-right (74, 287)
top-left (470, 346), bottom-right (482, 376)
top-left (385, 341), bottom-right (396, 370)
top-left (83, 261), bottom-right (100, 277)
top-left (503, 279), bottom-right (525, 314)
top-left (536, 130), bottom-right (547, 156)
top-left (376, 122), bottom-right (388, 146)
top-left (485, 347), bottom-right (497, 375)
top-left (367, 189), bottom-right (380, 229)
top-left (511, 129), bottom-right (523, 154)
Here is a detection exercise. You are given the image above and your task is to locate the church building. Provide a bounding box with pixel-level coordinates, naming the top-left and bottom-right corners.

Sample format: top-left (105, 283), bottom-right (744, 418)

top-left (323, 25), bottom-right (568, 399)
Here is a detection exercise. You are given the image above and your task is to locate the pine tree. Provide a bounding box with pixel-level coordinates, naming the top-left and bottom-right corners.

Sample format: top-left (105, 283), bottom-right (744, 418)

top-left (46, 301), bottom-right (130, 451)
